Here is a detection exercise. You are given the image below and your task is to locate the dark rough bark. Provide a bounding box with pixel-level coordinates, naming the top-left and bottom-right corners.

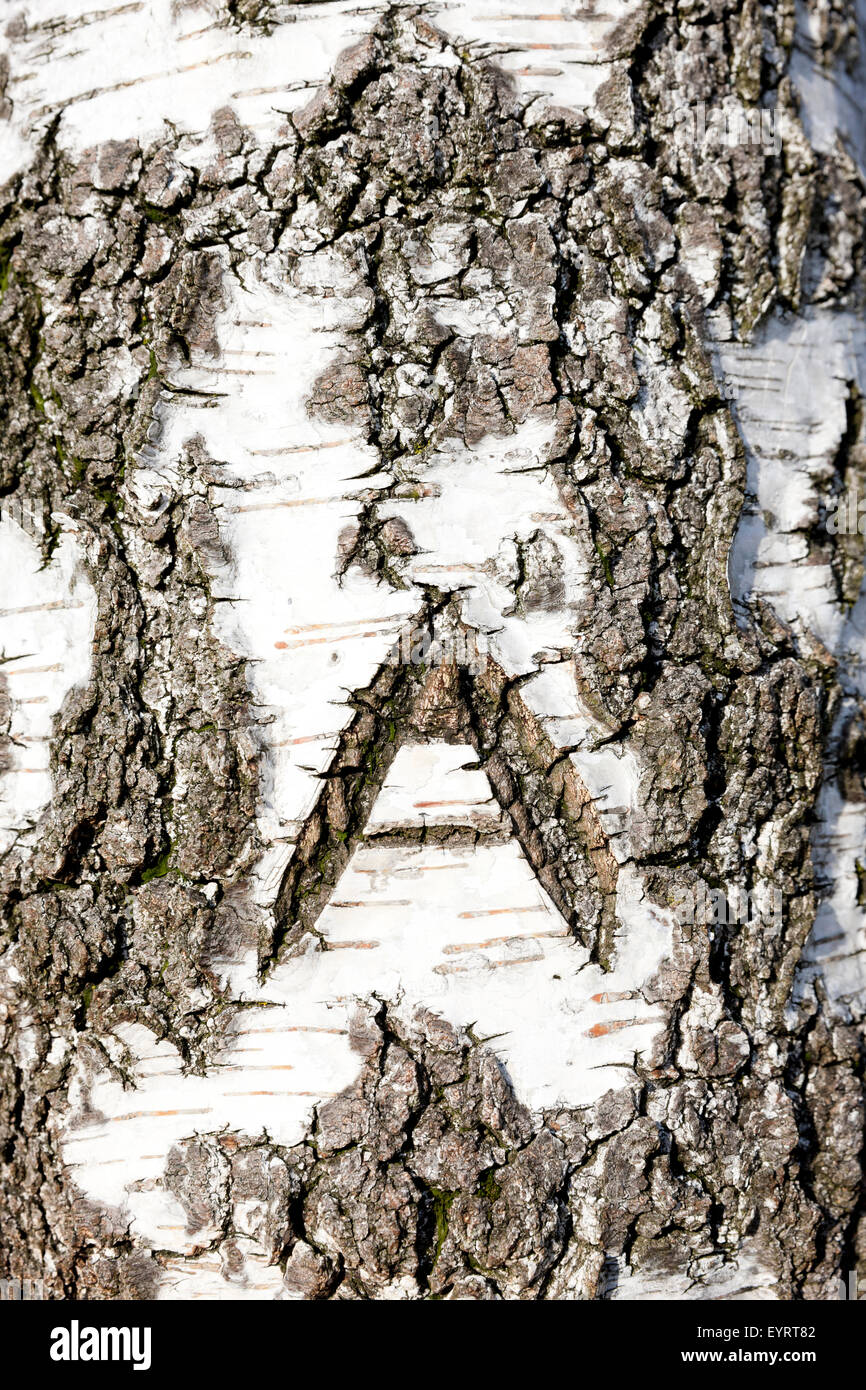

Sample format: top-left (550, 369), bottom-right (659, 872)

top-left (0, 0), bottom-right (864, 1299)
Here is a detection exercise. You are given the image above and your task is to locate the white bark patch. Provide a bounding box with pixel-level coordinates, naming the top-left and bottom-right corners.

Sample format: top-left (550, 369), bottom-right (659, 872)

top-left (365, 743), bottom-right (507, 832)
top-left (380, 423), bottom-right (595, 671)
top-left (1, 0), bottom-right (385, 182)
top-left (711, 307), bottom-right (866, 1017)
top-left (609, 1237), bottom-right (780, 1301)
top-left (803, 769), bottom-right (866, 1005)
top-left (137, 263), bottom-right (421, 947)
top-left (701, 3), bottom-right (866, 1018)
top-left (60, 739), bottom-right (674, 1293)
top-left (791, 0), bottom-right (866, 175)
top-left (429, 0), bottom-right (642, 123)
top-left (0, 516), bottom-right (97, 854)
top-left (157, 1246), bottom-right (286, 1302)
top-left (718, 307), bottom-right (864, 653)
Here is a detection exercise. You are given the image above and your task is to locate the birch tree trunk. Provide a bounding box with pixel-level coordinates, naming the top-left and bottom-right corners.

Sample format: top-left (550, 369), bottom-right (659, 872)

top-left (0, 0), bottom-right (864, 1302)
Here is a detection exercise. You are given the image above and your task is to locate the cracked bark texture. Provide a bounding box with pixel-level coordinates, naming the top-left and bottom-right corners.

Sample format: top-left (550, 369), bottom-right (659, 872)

top-left (0, 0), bottom-right (864, 1300)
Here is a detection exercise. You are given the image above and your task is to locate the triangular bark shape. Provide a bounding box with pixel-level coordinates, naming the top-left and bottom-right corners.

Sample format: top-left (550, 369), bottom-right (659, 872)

top-left (269, 622), bottom-right (619, 969)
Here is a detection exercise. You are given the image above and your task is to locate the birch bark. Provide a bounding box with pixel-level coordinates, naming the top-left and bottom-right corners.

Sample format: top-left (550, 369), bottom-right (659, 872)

top-left (0, 0), bottom-right (864, 1300)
